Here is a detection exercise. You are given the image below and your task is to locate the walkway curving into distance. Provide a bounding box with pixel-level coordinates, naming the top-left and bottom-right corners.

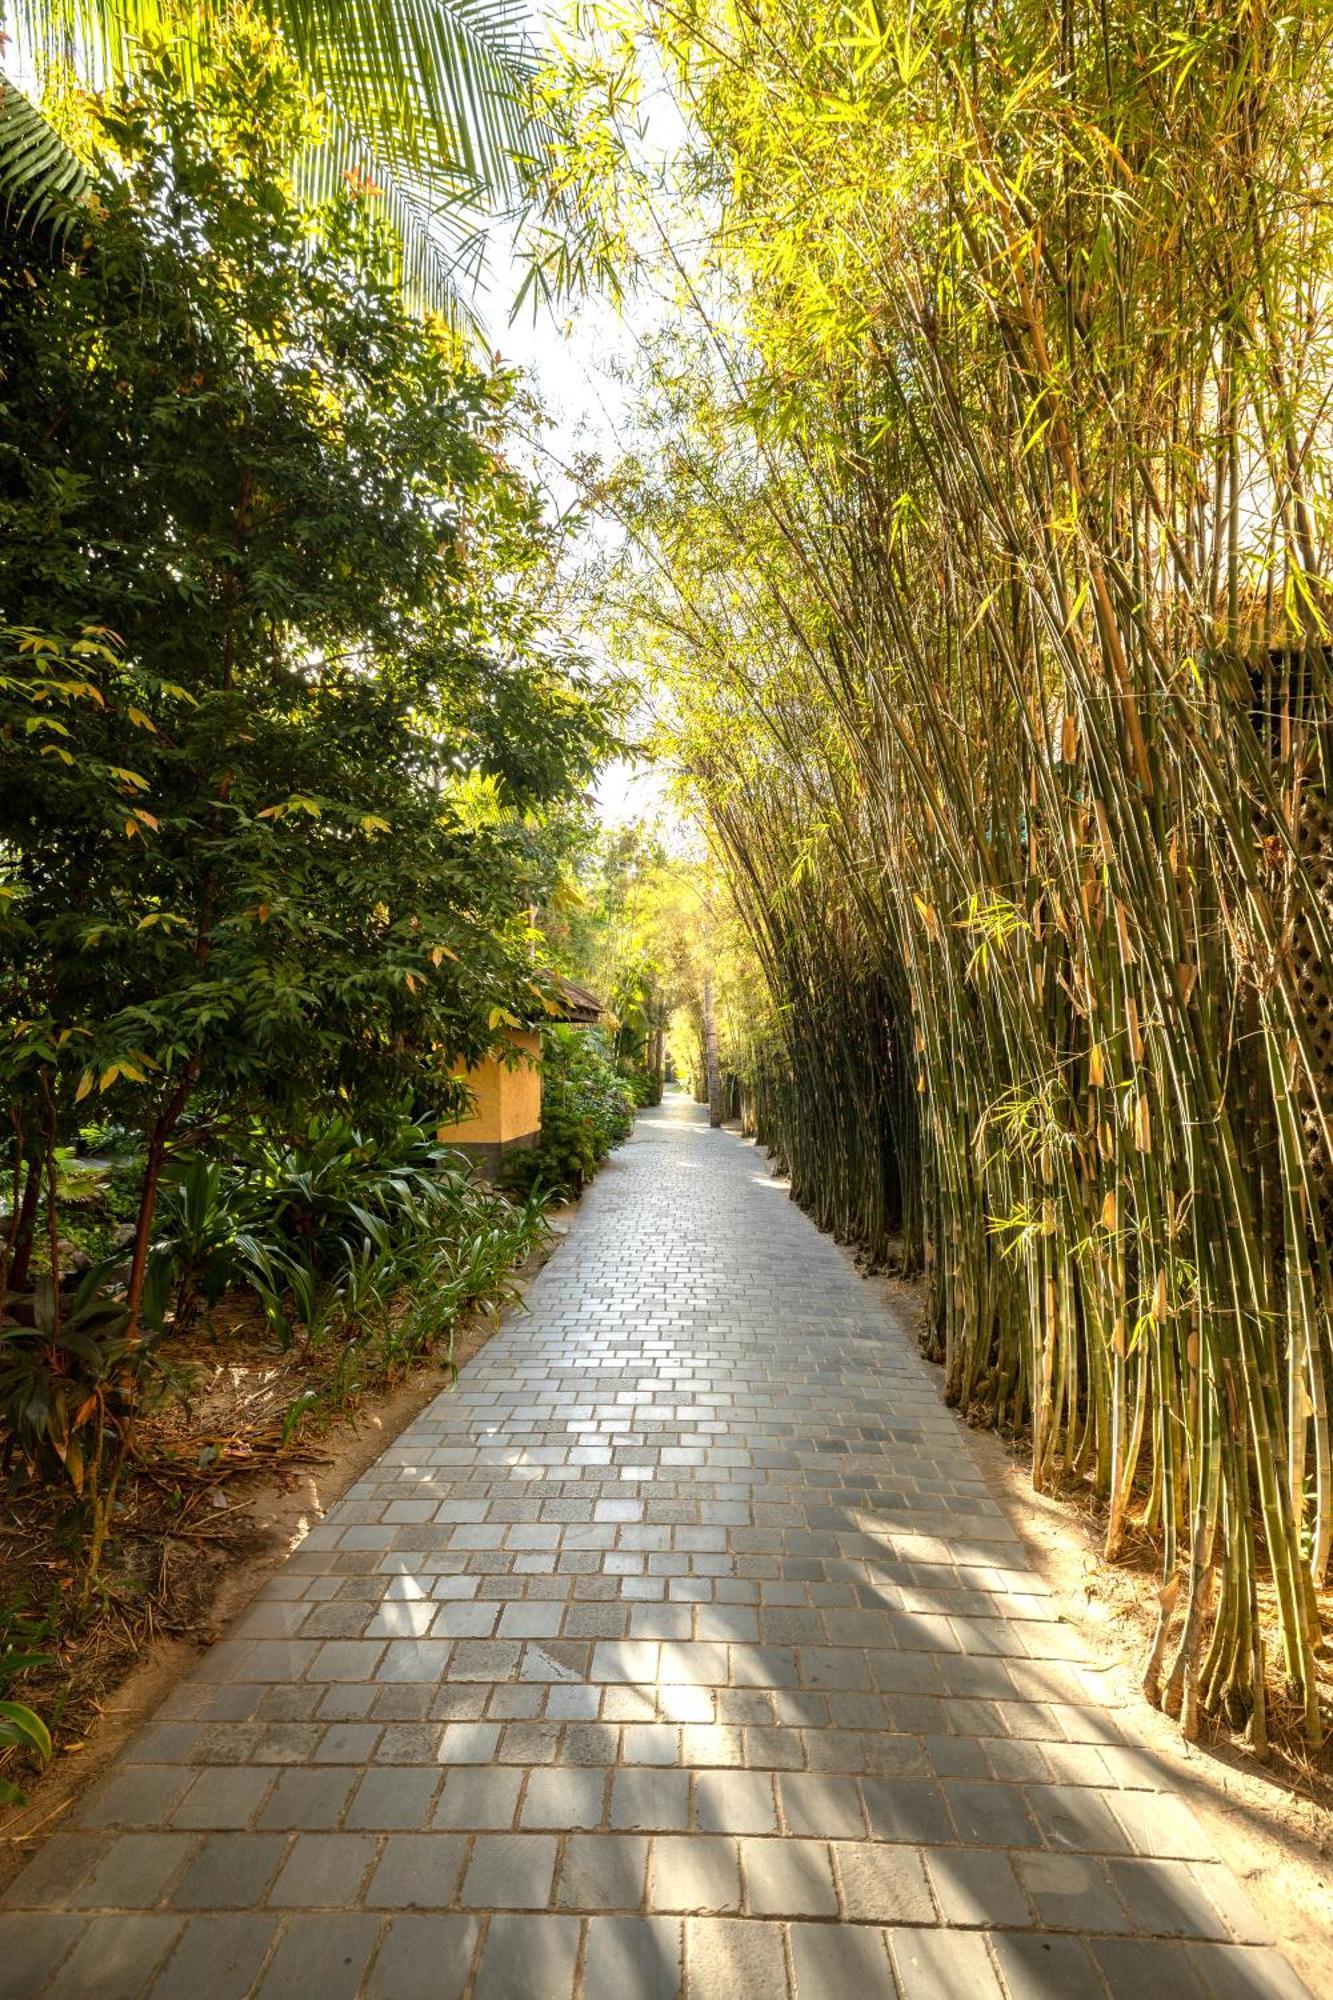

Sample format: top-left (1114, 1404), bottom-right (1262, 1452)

top-left (0, 1096), bottom-right (1311, 1999)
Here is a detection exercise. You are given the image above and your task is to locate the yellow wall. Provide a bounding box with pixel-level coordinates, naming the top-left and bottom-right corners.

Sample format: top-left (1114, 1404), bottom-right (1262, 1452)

top-left (438, 1028), bottom-right (542, 1149)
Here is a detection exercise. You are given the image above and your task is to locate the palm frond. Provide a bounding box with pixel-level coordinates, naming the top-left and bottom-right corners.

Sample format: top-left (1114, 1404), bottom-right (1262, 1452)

top-left (299, 114), bottom-right (490, 325)
top-left (8, 0), bottom-right (549, 316)
top-left (274, 0), bottom-right (540, 198)
top-left (9, 0), bottom-right (543, 201)
top-left (0, 72), bottom-right (89, 244)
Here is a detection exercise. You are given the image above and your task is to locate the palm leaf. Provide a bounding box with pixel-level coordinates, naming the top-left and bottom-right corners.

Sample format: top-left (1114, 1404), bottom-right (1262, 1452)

top-left (298, 113), bottom-right (490, 323)
top-left (0, 72), bottom-right (88, 244)
top-left (8, 0), bottom-right (548, 312)
top-left (273, 0), bottom-right (538, 196)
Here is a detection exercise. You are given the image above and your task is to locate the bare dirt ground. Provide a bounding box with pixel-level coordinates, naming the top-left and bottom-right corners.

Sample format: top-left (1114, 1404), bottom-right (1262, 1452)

top-left (868, 1268), bottom-right (1333, 2000)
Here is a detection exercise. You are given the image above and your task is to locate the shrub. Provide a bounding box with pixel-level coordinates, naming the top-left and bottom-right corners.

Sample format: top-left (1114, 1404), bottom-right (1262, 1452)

top-left (622, 1067), bottom-right (663, 1109)
top-left (501, 1028), bottom-right (636, 1198)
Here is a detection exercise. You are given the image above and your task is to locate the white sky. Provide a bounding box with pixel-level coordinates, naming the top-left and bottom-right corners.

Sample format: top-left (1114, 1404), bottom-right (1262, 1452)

top-left (484, 268), bottom-right (665, 827)
top-left (476, 64), bottom-right (684, 832)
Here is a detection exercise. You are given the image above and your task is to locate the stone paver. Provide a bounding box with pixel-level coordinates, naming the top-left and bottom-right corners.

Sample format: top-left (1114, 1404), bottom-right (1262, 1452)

top-left (0, 1096), bottom-right (1312, 1996)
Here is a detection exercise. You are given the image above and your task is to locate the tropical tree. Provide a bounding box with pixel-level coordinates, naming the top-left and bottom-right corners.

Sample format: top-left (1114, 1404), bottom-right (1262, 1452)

top-left (0, 16), bottom-right (616, 1337)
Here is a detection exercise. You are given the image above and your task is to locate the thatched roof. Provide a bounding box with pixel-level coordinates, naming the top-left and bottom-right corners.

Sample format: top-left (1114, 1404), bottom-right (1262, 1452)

top-left (552, 977), bottom-right (603, 1024)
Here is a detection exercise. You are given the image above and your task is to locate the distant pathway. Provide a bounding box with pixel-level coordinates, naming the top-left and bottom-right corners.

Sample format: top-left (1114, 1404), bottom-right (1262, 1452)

top-left (0, 1096), bottom-right (1310, 1997)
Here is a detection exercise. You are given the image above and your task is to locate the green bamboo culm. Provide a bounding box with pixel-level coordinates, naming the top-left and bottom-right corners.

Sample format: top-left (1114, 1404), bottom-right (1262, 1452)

top-left (608, 0), bottom-right (1333, 1742)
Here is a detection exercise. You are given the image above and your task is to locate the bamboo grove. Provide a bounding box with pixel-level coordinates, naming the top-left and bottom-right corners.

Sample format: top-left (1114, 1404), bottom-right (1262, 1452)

top-left (593, 0), bottom-right (1333, 1742)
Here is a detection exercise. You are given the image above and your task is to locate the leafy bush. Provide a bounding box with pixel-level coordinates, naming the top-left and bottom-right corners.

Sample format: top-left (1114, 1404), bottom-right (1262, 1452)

top-left (502, 1028), bottom-right (635, 1199)
top-left (0, 18), bottom-right (615, 1350)
top-left (622, 1067), bottom-right (663, 1109)
top-left (0, 1596), bottom-right (60, 1803)
top-left (148, 1113), bottom-right (546, 1365)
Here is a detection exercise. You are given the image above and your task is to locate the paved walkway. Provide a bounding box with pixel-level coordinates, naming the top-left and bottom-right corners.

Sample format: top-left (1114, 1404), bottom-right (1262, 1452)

top-left (0, 1097), bottom-right (1310, 1999)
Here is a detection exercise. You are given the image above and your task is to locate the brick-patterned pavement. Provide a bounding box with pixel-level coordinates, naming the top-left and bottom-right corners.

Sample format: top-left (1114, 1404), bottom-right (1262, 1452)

top-left (0, 1095), bottom-right (1310, 1997)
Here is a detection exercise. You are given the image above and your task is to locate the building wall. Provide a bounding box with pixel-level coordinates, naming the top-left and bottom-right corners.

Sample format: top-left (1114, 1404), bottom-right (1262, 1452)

top-left (438, 1028), bottom-right (542, 1155)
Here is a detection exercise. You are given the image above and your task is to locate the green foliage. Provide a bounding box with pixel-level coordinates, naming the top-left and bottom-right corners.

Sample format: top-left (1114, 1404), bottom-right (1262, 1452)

top-left (501, 1027), bottom-right (635, 1198)
top-left (0, 1618), bottom-right (53, 1804)
top-left (147, 1112), bottom-right (543, 1356)
top-left (0, 1267), bottom-right (172, 1493)
top-left (0, 18), bottom-right (614, 1313)
top-left (580, 0), bottom-right (1333, 1744)
top-left (0, 76), bottom-right (88, 247)
top-left (0, 21), bottom-right (619, 1600)
top-left (622, 1066), bottom-right (662, 1109)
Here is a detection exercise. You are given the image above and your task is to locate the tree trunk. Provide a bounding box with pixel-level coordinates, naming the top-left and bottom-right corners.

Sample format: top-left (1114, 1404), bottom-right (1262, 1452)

top-left (125, 1063), bottom-right (198, 1337)
top-left (703, 973), bottom-right (723, 1128)
top-left (9, 1151), bottom-right (44, 1292)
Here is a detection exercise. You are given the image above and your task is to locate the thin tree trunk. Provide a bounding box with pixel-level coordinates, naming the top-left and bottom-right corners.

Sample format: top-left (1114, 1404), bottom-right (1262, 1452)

top-left (703, 973), bottom-right (723, 1127)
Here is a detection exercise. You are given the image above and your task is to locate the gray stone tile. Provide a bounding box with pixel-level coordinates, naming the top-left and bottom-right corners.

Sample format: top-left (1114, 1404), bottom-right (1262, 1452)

top-left (1107, 1858), bottom-right (1234, 1940)
top-left (889, 1928), bottom-right (1004, 1998)
top-left (555, 1834), bottom-right (648, 1910)
top-left (583, 1916), bottom-right (683, 2000)
top-left (0, 1832), bottom-right (106, 1909)
top-left (0, 1912), bottom-right (84, 1999)
top-left (520, 1766), bottom-right (606, 1828)
top-left (694, 1771), bottom-right (778, 1835)
top-left (990, 1927), bottom-right (1114, 2000)
top-left (942, 1779), bottom-right (1040, 1848)
top-left (686, 1917), bottom-right (789, 2000)
top-left (256, 1767), bottom-right (357, 1830)
top-left (171, 1769), bottom-right (274, 1830)
top-left (1186, 1944), bottom-right (1316, 1999)
top-left (649, 1837), bottom-right (740, 1914)
top-left (1092, 1938), bottom-right (1210, 1996)
top-left (168, 1833), bottom-right (288, 1911)
top-left (432, 1767), bottom-right (523, 1828)
top-left (459, 1834), bottom-right (558, 1909)
top-left (364, 1833), bottom-right (466, 1908)
top-left (611, 1769), bottom-right (690, 1831)
top-left (861, 1778), bottom-right (953, 1844)
top-left (1016, 1852), bottom-right (1133, 1934)
top-left (789, 1922), bottom-right (897, 2000)
top-left (266, 1833), bottom-right (377, 1906)
top-left (43, 1915), bottom-right (181, 1998)
top-left (778, 1773), bottom-right (865, 1837)
top-left (72, 1834), bottom-right (197, 1910)
top-left (148, 1914), bottom-right (279, 2000)
top-left (436, 1721), bottom-right (500, 1764)
top-left (833, 1840), bottom-right (934, 1922)
top-left (924, 1846), bottom-right (1031, 1928)
top-left (741, 1836), bottom-right (837, 1916)
top-left (472, 1914), bottom-right (580, 2000)
top-left (252, 1914), bottom-right (379, 1999)
top-left (1112, 1792), bottom-right (1215, 1861)
top-left (81, 1767), bottom-right (195, 1830)
top-left (363, 1914), bottom-right (479, 1998)
top-left (1026, 1784), bottom-right (1132, 1854)
top-left (344, 1766), bottom-right (439, 1829)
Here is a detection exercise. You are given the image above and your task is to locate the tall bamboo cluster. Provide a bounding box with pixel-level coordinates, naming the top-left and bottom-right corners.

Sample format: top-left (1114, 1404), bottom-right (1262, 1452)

top-left (615, 0), bottom-right (1333, 1739)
